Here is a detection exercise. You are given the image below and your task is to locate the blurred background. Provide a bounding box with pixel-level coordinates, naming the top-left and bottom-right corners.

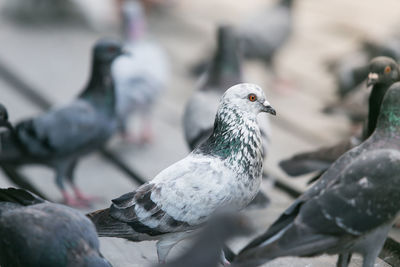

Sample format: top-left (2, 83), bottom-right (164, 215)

top-left (0, 0), bottom-right (400, 266)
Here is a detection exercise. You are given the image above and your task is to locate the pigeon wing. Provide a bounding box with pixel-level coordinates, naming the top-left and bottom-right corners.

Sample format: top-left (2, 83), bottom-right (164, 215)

top-left (15, 100), bottom-right (111, 156)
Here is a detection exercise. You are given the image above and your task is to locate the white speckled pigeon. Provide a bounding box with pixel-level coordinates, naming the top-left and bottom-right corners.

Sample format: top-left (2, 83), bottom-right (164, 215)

top-left (280, 57), bottom-right (400, 179)
top-left (0, 39), bottom-right (123, 207)
top-left (234, 82), bottom-right (400, 267)
top-left (0, 187), bottom-right (111, 267)
top-left (112, 0), bottom-right (169, 143)
top-left (88, 83), bottom-right (276, 264)
top-left (183, 26), bottom-right (272, 209)
top-left (236, 0), bottom-right (294, 69)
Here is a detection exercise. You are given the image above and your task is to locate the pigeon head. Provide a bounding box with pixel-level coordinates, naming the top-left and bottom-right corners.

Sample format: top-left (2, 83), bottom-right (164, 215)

top-left (221, 83), bottom-right (276, 116)
top-left (93, 39), bottom-right (125, 64)
top-left (367, 56), bottom-right (399, 86)
top-left (376, 81), bottom-right (400, 134)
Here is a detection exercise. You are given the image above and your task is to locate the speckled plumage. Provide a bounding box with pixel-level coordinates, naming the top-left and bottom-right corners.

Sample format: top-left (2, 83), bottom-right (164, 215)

top-left (234, 82), bottom-right (400, 267)
top-left (88, 83), bottom-right (276, 264)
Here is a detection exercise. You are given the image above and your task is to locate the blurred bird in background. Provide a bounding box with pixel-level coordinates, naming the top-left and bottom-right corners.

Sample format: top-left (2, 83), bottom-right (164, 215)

top-left (0, 39), bottom-right (123, 207)
top-left (280, 56), bottom-right (400, 183)
top-left (112, 0), bottom-right (170, 143)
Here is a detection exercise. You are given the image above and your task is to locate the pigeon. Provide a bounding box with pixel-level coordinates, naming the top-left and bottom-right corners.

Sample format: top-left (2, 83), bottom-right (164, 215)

top-left (0, 187), bottom-right (111, 267)
top-left (88, 83), bottom-right (276, 264)
top-left (112, 0), bottom-right (169, 143)
top-left (280, 56), bottom-right (400, 178)
top-left (153, 212), bottom-right (253, 267)
top-left (234, 82), bottom-right (400, 267)
top-left (0, 39), bottom-right (123, 207)
top-left (236, 0), bottom-right (294, 69)
top-left (183, 26), bottom-right (272, 208)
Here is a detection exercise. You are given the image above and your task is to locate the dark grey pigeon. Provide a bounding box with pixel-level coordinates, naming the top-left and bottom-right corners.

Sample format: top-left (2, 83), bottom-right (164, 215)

top-left (153, 213), bottom-right (252, 267)
top-left (88, 83), bottom-right (276, 264)
top-left (236, 0), bottom-right (294, 69)
top-left (0, 187), bottom-right (111, 267)
top-left (280, 56), bottom-right (400, 178)
top-left (234, 82), bottom-right (400, 267)
top-left (183, 26), bottom-right (271, 208)
top-left (0, 39), bottom-right (124, 207)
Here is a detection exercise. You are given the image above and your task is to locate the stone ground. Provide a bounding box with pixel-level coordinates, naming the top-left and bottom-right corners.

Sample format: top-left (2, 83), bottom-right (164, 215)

top-left (0, 0), bottom-right (399, 266)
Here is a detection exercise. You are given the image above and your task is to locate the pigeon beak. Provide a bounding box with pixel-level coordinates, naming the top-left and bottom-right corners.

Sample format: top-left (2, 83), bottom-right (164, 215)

top-left (367, 72), bottom-right (379, 87)
top-left (122, 48), bottom-right (131, 56)
top-left (262, 100), bottom-right (276, 115)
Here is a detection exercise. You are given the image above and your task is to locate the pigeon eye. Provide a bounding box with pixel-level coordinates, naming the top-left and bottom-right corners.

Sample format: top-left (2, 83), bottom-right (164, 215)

top-left (248, 94), bottom-right (257, 102)
top-left (384, 66), bottom-right (391, 74)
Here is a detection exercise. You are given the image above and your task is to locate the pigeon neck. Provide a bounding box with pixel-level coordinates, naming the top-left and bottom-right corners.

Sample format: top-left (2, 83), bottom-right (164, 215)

top-left (123, 16), bottom-right (146, 42)
top-left (364, 82), bottom-right (391, 139)
top-left (196, 103), bottom-right (263, 179)
top-left (204, 32), bottom-right (242, 91)
top-left (375, 88), bottom-right (400, 138)
top-left (80, 57), bottom-right (115, 115)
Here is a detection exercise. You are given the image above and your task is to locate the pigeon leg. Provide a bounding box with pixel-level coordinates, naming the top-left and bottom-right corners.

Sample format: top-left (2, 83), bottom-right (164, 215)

top-left (140, 115), bottom-right (153, 143)
top-left (220, 249), bottom-right (231, 266)
top-left (156, 233), bottom-right (187, 263)
top-left (336, 253), bottom-right (352, 267)
top-left (65, 161), bottom-right (101, 204)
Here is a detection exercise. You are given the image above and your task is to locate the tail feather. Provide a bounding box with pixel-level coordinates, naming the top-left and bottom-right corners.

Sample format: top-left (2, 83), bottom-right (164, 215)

top-left (0, 187), bottom-right (45, 206)
top-left (87, 208), bottom-right (141, 240)
top-left (235, 225), bottom-right (339, 266)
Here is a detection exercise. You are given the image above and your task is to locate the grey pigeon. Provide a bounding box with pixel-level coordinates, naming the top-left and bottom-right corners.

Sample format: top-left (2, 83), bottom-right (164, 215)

top-left (234, 82), bottom-right (400, 267)
top-left (154, 212), bottom-right (253, 267)
top-left (280, 56), bottom-right (400, 178)
top-left (0, 39), bottom-right (123, 207)
top-left (236, 0), bottom-right (294, 69)
top-left (183, 26), bottom-right (272, 209)
top-left (112, 0), bottom-right (169, 143)
top-left (0, 187), bottom-right (111, 267)
top-left (88, 83), bottom-right (276, 264)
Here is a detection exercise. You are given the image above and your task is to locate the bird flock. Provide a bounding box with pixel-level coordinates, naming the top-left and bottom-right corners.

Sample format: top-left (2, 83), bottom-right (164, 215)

top-left (0, 0), bottom-right (399, 267)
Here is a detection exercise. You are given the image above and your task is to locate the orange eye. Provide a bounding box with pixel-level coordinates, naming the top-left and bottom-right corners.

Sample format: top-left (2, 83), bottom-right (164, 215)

top-left (384, 66), bottom-right (391, 74)
top-left (248, 94), bottom-right (257, 102)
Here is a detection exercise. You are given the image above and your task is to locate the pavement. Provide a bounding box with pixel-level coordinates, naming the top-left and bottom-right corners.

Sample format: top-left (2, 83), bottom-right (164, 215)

top-left (0, 0), bottom-right (399, 266)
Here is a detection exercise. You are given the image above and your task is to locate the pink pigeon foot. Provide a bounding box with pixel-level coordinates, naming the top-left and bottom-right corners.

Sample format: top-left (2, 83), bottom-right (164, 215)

top-left (272, 78), bottom-right (296, 95)
top-left (72, 187), bottom-right (102, 204)
top-left (61, 191), bottom-right (91, 208)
